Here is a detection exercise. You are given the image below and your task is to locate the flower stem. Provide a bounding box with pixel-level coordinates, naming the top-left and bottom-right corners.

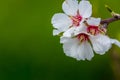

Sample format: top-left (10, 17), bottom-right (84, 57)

top-left (101, 15), bottom-right (120, 28)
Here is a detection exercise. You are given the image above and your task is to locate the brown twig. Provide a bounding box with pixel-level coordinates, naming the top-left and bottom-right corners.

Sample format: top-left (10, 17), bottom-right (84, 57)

top-left (100, 15), bottom-right (120, 28)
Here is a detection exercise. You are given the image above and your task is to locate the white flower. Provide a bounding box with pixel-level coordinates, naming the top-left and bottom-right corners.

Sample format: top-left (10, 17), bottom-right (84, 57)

top-left (51, 0), bottom-right (92, 36)
top-left (86, 17), bottom-right (120, 54)
top-left (60, 17), bottom-right (120, 60)
top-left (60, 33), bottom-right (94, 60)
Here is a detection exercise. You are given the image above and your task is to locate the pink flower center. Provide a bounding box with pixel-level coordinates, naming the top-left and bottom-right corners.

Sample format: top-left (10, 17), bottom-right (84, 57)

top-left (70, 14), bottom-right (82, 27)
top-left (77, 33), bottom-right (89, 42)
top-left (87, 26), bottom-right (100, 35)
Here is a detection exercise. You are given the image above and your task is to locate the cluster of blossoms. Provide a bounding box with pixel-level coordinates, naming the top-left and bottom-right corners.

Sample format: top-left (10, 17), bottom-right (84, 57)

top-left (51, 0), bottom-right (120, 60)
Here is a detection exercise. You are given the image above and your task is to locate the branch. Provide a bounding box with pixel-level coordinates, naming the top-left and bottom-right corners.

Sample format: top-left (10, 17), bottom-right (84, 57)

top-left (101, 15), bottom-right (120, 28)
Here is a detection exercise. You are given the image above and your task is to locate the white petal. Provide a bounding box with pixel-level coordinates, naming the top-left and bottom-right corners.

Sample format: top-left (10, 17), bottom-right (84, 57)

top-left (87, 17), bottom-right (101, 26)
top-left (63, 23), bottom-right (88, 37)
top-left (111, 39), bottom-right (120, 47)
top-left (63, 27), bottom-right (75, 37)
top-left (79, 1), bottom-right (92, 18)
top-left (90, 34), bottom-right (112, 55)
top-left (60, 36), bottom-right (72, 43)
top-left (53, 29), bottom-right (61, 36)
top-left (62, 0), bottom-right (79, 16)
top-left (74, 23), bottom-right (87, 35)
top-left (62, 38), bottom-right (79, 58)
top-left (51, 13), bottom-right (72, 31)
top-left (76, 41), bottom-right (94, 60)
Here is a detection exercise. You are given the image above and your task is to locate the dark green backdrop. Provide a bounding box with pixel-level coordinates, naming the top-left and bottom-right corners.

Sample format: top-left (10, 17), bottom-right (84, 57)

top-left (0, 0), bottom-right (120, 80)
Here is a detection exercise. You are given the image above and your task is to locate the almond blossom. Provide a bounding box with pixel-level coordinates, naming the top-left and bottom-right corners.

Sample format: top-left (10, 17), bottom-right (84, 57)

top-left (86, 18), bottom-right (120, 54)
top-left (51, 0), bottom-right (92, 36)
top-left (60, 33), bottom-right (94, 60)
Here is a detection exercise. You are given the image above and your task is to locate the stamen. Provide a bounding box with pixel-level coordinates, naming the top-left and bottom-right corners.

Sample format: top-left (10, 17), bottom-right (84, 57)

top-left (77, 33), bottom-right (89, 42)
top-left (70, 14), bottom-right (82, 26)
top-left (87, 26), bottom-right (100, 35)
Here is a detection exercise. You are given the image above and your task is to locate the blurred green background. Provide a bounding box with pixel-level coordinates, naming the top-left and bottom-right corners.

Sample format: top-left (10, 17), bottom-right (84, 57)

top-left (0, 0), bottom-right (120, 80)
